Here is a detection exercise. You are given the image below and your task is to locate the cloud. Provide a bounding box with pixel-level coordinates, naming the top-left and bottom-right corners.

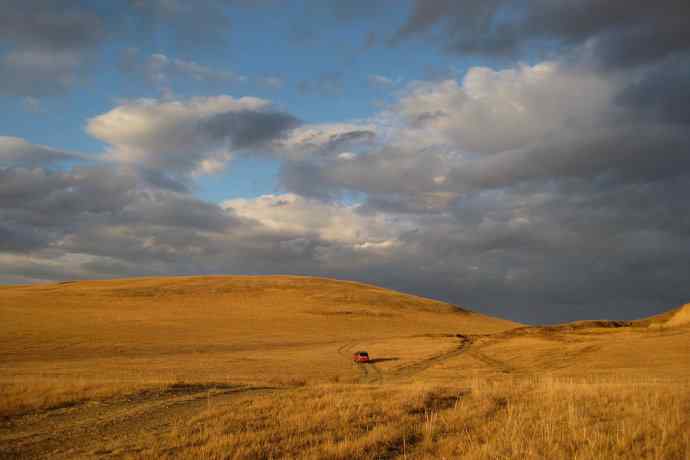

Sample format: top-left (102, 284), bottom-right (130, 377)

top-left (271, 122), bottom-right (376, 161)
top-left (0, 137), bottom-right (84, 168)
top-left (0, 0), bottom-right (254, 97)
top-left (616, 56), bottom-right (690, 125)
top-left (393, 0), bottom-right (690, 69)
top-left (0, 0), bottom-right (105, 52)
top-left (0, 158), bottom-right (413, 291)
top-left (86, 95), bottom-right (299, 176)
top-left (204, 110), bottom-right (300, 150)
top-left (281, 60), bottom-right (690, 202)
top-left (119, 49), bottom-right (245, 92)
top-left (393, 63), bottom-right (617, 154)
top-left (266, 58), bottom-right (690, 321)
top-left (0, 0), bottom-right (104, 96)
top-left (0, 157), bottom-right (239, 259)
top-left (120, 49), bottom-right (285, 94)
top-left (222, 193), bottom-right (410, 250)
top-left (2, 105), bottom-right (689, 323)
top-left (0, 49), bottom-right (87, 97)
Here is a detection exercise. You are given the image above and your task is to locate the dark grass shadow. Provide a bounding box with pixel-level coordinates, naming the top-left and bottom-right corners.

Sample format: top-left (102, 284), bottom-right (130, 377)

top-left (368, 357), bottom-right (400, 364)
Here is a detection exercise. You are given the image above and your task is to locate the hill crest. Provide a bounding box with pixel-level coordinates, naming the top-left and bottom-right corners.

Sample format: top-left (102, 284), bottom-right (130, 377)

top-left (665, 303), bottom-right (690, 327)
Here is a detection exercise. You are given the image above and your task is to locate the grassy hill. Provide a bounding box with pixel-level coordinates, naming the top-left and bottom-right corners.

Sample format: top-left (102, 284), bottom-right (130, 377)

top-left (0, 276), bottom-right (687, 459)
top-left (0, 275), bottom-right (516, 384)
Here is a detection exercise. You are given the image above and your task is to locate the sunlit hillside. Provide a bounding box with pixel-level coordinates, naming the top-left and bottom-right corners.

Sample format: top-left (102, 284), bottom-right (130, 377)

top-left (0, 276), bottom-right (516, 385)
top-left (0, 277), bottom-right (687, 459)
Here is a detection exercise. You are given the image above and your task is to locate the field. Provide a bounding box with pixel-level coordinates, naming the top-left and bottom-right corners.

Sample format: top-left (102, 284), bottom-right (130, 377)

top-left (0, 276), bottom-right (688, 459)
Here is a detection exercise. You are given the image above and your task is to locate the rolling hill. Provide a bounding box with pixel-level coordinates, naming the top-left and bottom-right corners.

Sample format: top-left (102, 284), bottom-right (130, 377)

top-left (0, 275), bottom-right (518, 385)
top-left (0, 276), bottom-right (687, 459)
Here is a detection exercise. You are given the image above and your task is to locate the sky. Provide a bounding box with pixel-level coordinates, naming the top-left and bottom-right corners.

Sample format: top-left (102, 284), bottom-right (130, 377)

top-left (1, 0), bottom-right (689, 323)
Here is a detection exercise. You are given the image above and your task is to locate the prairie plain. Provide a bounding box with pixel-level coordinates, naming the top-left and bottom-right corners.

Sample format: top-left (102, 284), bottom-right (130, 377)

top-left (0, 276), bottom-right (688, 459)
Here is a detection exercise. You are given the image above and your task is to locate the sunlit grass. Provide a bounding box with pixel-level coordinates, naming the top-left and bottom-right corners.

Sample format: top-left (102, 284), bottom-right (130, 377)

top-left (129, 378), bottom-right (689, 459)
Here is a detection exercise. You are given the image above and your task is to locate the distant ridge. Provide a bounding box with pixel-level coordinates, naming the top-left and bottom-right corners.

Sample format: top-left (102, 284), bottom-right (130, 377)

top-left (0, 275), bottom-right (520, 354)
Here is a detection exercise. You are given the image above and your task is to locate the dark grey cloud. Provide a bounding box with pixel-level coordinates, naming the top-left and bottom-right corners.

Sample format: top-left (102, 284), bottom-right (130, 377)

top-left (0, 166), bottom-right (136, 223)
top-left (0, 136), bottom-right (84, 168)
top-left (0, 165), bottom-right (135, 255)
top-left (2, 155), bottom-right (688, 323)
top-left (135, 168), bottom-right (189, 193)
top-left (0, 161), bottom-right (238, 264)
top-left (312, 176), bottom-right (689, 324)
top-left (0, 0), bottom-right (105, 51)
top-left (0, 256), bottom-right (83, 282)
top-left (0, 0), bottom-right (248, 97)
top-left (0, 0), bottom-right (103, 96)
top-left (203, 110), bottom-right (300, 150)
top-left (0, 48), bottom-right (90, 97)
top-left (445, 123), bottom-right (690, 191)
top-left (268, 59), bottom-right (690, 322)
top-left (0, 222), bottom-right (47, 252)
top-left (394, 0), bottom-right (690, 68)
top-left (119, 191), bottom-right (235, 231)
top-left (279, 161), bottom-right (334, 199)
top-left (617, 57), bottom-right (690, 125)
top-left (0, 167), bottom-right (382, 288)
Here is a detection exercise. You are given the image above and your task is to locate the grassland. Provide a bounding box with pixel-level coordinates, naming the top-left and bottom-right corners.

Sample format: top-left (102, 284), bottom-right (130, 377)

top-left (0, 276), bottom-right (688, 459)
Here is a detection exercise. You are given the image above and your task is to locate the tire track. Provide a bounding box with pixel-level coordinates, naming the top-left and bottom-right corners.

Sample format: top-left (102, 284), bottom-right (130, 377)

top-left (337, 341), bottom-right (385, 384)
top-left (337, 341), bottom-right (372, 383)
top-left (337, 335), bottom-right (477, 383)
top-left (389, 334), bottom-right (473, 380)
top-left (368, 363), bottom-right (384, 383)
top-left (466, 349), bottom-right (513, 373)
top-left (0, 385), bottom-right (281, 459)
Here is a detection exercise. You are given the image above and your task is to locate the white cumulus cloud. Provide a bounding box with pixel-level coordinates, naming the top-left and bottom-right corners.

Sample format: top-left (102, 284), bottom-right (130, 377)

top-left (222, 193), bottom-right (410, 250)
top-left (86, 95), bottom-right (296, 176)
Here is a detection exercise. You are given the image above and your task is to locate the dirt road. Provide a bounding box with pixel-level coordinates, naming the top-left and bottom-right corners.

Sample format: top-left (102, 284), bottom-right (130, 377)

top-left (1, 334), bottom-right (495, 459)
top-left (337, 334), bottom-right (476, 383)
top-left (389, 334), bottom-right (474, 379)
top-left (0, 384), bottom-right (278, 459)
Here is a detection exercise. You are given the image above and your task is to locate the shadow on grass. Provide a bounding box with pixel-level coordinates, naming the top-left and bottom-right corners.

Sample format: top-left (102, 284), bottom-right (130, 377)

top-left (368, 357), bottom-right (400, 364)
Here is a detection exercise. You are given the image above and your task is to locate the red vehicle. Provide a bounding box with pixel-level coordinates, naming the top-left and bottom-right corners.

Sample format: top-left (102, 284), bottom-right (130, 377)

top-left (352, 351), bottom-right (370, 363)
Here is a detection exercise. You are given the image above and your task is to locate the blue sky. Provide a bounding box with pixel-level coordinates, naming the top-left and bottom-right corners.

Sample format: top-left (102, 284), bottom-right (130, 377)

top-left (2, 0), bottom-right (689, 323)
top-left (1, 1), bottom-right (516, 203)
top-left (1, 1), bottom-right (431, 198)
top-left (1, 0), bottom-right (514, 201)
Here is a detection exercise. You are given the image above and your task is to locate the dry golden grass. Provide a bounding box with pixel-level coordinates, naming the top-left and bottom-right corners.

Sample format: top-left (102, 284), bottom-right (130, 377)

top-left (0, 378), bottom-right (201, 419)
top-left (127, 378), bottom-right (689, 459)
top-left (0, 276), bottom-right (514, 382)
top-left (0, 276), bottom-right (688, 459)
top-left (666, 303), bottom-right (690, 327)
